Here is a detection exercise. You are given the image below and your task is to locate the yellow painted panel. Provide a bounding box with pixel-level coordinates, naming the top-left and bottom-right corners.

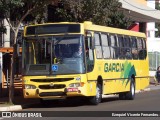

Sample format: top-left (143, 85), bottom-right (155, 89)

top-left (103, 79), bottom-right (130, 94)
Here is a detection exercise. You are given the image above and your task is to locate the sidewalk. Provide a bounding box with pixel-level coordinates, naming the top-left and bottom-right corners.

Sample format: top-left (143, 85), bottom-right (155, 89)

top-left (0, 80), bottom-right (160, 111)
top-left (0, 95), bottom-right (40, 111)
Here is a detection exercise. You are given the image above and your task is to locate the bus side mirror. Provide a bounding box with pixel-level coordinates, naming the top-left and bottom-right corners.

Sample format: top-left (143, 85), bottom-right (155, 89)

top-left (86, 31), bottom-right (94, 50)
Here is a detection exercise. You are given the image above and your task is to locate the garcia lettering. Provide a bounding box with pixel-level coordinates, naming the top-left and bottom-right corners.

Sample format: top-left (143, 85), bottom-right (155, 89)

top-left (104, 63), bottom-right (124, 72)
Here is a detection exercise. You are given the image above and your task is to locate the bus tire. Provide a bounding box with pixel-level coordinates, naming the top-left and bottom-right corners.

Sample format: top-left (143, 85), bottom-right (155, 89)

top-left (89, 84), bottom-right (102, 105)
top-left (119, 93), bottom-right (126, 100)
top-left (125, 79), bottom-right (135, 100)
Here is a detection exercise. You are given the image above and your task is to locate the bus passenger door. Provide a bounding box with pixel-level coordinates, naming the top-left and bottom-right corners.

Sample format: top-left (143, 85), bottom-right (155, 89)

top-left (85, 31), bottom-right (96, 96)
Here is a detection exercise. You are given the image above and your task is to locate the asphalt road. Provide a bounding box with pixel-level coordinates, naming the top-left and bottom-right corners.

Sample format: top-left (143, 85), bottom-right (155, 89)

top-left (22, 90), bottom-right (160, 112)
top-left (1, 90), bottom-right (160, 120)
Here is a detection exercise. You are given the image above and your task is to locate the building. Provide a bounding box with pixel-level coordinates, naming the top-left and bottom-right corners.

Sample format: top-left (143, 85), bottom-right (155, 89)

top-left (119, 0), bottom-right (160, 76)
top-left (0, 19), bottom-right (23, 96)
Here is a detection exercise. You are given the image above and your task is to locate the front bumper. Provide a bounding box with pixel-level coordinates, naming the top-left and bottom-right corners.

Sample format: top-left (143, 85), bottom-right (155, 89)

top-left (23, 86), bottom-right (87, 99)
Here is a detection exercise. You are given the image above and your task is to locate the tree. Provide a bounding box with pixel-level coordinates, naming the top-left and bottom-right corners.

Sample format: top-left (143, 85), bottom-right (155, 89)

top-left (0, 26), bottom-right (6, 33)
top-left (0, 0), bottom-right (54, 104)
top-left (53, 0), bottom-right (131, 29)
top-left (155, 1), bottom-right (160, 37)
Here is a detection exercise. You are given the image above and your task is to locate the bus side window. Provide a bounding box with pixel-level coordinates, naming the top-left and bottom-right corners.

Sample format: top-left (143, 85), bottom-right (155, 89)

top-left (124, 36), bottom-right (132, 59)
top-left (85, 32), bottom-right (94, 72)
top-left (95, 33), bottom-right (103, 59)
top-left (131, 37), bottom-right (138, 60)
top-left (138, 38), bottom-right (147, 60)
top-left (110, 34), bottom-right (118, 59)
top-left (101, 33), bottom-right (111, 59)
top-left (142, 39), bottom-right (147, 59)
top-left (118, 36), bottom-right (125, 59)
top-left (114, 35), bottom-right (120, 59)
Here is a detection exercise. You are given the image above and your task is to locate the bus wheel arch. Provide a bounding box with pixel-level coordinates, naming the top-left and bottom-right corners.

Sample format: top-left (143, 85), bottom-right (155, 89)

top-left (89, 76), bottom-right (103, 105)
top-left (125, 76), bottom-right (135, 100)
top-left (119, 75), bottom-right (135, 100)
top-left (131, 74), bottom-right (136, 85)
top-left (97, 76), bottom-right (103, 90)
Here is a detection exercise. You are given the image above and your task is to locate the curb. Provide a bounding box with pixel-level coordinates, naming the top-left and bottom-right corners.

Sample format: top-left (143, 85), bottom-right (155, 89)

top-left (102, 87), bottom-right (151, 98)
top-left (135, 88), bottom-right (151, 93)
top-left (0, 105), bottom-right (22, 111)
top-left (102, 94), bottom-right (118, 98)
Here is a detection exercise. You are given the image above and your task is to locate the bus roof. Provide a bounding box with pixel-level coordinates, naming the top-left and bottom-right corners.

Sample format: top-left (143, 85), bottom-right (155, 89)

top-left (25, 21), bottom-right (146, 38)
top-left (83, 21), bottom-right (146, 38)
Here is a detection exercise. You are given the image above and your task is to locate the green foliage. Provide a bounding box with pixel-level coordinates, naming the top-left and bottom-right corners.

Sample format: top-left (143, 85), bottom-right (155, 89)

top-left (0, 0), bottom-right (53, 23)
top-left (0, 0), bottom-right (53, 39)
top-left (54, 7), bottom-right (74, 22)
top-left (155, 2), bottom-right (160, 10)
top-left (107, 12), bottom-right (131, 29)
top-left (155, 2), bottom-right (160, 37)
top-left (156, 24), bottom-right (160, 37)
top-left (53, 0), bottom-right (131, 29)
top-left (0, 0), bottom-right (24, 18)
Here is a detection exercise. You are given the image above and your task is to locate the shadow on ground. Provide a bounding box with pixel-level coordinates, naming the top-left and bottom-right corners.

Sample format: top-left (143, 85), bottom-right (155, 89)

top-left (22, 96), bottom-right (120, 109)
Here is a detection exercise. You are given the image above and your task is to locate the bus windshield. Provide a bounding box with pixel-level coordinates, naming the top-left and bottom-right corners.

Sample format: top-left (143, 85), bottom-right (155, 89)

top-left (22, 35), bottom-right (85, 75)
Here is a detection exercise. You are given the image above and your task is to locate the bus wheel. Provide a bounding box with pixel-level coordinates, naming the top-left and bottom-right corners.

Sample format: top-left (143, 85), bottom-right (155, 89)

top-left (125, 79), bottom-right (135, 100)
top-left (119, 93), bottom-right (126, 100)
top-left (89, 84), bottom-right (102, 105)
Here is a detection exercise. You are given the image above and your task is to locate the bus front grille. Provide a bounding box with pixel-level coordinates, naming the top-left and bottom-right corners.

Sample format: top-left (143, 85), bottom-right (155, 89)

top-left (39, 84), bottom-right (66, 89)
top-left (39, 92), bottom-right (66, 97)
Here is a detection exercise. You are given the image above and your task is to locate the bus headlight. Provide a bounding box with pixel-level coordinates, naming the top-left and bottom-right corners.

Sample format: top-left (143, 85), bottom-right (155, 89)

top-left (69, 82), bottom-right (84, 87)
top-left (25, 85), bottom-right (36, 89)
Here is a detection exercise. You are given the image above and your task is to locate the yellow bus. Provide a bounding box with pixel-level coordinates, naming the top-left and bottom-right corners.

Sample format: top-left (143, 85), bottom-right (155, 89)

top-left (22, 21), bottom-right (149, 105)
